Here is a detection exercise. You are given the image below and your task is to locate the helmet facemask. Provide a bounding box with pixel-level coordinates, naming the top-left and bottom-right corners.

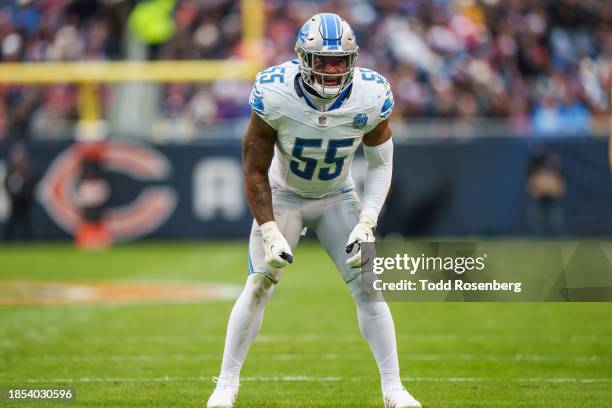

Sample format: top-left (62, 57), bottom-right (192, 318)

top-left (296, 48), bottom-right (358, 98)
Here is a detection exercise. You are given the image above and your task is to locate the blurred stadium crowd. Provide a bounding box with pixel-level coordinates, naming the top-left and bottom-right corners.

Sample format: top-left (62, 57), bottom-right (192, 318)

top-left (0, 0), bottom-right (610, 141)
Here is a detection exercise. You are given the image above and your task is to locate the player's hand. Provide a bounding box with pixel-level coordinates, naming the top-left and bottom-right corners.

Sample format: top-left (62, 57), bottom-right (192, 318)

top-left (345, 217), bottom-right (376, 268)
top-left (260, 221), bottom-right (294, 268)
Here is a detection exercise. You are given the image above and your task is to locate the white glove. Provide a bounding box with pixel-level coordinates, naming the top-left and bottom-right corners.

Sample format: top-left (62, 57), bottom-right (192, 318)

top-left (260, 221), bottom-right (294, 268)
top-left (345, 217), bottom-right (376, 268)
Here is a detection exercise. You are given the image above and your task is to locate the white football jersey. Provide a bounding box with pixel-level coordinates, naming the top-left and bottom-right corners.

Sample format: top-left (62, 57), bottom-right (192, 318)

top-left (249, 60), bottom-right (394, 198)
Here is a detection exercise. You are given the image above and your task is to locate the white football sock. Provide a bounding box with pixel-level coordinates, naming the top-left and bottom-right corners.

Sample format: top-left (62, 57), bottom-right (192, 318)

top-left (218, 273), bottom-right (274, 382)
top-left (348, 278), bottom-right (402, 390)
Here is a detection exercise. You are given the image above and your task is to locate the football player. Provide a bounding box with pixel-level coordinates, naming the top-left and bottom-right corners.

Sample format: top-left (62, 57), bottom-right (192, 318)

top-left (207, 13), bottom-right (421, 408)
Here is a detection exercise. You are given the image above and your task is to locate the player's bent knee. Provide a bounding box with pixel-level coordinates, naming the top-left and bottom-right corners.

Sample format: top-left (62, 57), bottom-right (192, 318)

top-left (347, 275), bottom-right (385, 303)
top-left (249, 264), bottom-right (281, 284)
top-left (247, 272), bottom-right (276, 289)
top-left (244, 273), bottom-right (275, 309)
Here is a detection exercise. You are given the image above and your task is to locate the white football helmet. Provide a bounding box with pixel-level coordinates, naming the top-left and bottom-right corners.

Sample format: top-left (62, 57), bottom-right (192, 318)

top-left (295, 13), bottom-right (359, 98)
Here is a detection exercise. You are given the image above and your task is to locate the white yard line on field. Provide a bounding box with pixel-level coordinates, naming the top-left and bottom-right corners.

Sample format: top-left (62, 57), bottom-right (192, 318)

top-left (11, 353), bottom-right (612, 363)
top-left (13, 376), bottom-right (612, 384)
top-left (4, 333), bottom-right (609, 344)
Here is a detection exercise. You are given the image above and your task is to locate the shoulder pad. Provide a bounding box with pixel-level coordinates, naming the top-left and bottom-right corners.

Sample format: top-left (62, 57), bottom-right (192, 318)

top-left (249, 61), bottom-right (299, 129)
top-left (356, 68), bottom-right (394, 121)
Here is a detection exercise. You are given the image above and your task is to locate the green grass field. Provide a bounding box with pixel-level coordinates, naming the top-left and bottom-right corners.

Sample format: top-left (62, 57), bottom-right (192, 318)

top-left (1, 242), bottom-right (612, 407)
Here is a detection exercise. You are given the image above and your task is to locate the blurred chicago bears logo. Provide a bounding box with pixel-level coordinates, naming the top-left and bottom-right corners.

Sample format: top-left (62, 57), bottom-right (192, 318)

top-left (38, 143), bottom-right (177, 241)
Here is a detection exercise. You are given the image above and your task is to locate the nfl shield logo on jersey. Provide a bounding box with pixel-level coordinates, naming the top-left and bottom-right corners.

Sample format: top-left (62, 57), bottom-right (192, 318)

top-left (319, 116), bottom-right (327, 125)
top-left (352, 113), bottom-right (368, 129)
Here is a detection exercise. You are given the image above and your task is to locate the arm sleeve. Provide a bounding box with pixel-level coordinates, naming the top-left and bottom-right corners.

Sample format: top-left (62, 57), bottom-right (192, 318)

top-left (360, 137), bottom-right (393, 225)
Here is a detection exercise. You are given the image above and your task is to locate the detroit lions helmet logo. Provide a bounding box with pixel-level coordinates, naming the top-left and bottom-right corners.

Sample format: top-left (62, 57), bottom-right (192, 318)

top-left (298, 22), bottom-right (310, 44)
top-left (352, 113), bottom-right (368, 129)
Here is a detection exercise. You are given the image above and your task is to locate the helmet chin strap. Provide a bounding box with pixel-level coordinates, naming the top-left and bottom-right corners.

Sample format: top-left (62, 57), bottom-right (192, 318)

top-left (313, 82), bottom-right (341, 99)
top-left (303, 77), bottom-right (340, 99)
top-left (300, 78), bottom-right (341, 111)
top-left (302, 79), bottom-right (330, 98)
